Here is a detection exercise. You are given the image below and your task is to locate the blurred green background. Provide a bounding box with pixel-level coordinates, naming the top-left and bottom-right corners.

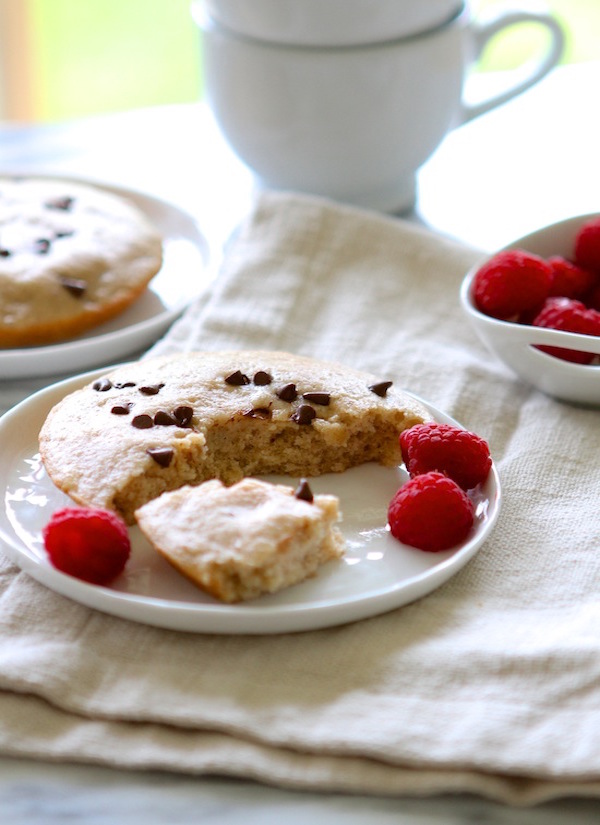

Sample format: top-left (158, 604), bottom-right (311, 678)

top-left (475, 0), bottom-right (600, 70)
top-left (8, 0), bottom-right (600, 122)
top-left (26, 0), bottom-right (200, 121)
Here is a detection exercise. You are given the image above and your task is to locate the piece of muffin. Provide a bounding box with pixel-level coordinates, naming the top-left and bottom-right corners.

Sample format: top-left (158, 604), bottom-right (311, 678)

top-left (39, 350), bottom-right (432, 523)
top-left (0, 176), bottom-right (163, 347)
top-left (135, 477), bottom-right (345, 602)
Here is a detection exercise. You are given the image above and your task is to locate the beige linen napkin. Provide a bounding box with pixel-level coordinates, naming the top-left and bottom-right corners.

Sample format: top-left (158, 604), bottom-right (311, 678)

top-left (1, 192), bottom-right (600, 805)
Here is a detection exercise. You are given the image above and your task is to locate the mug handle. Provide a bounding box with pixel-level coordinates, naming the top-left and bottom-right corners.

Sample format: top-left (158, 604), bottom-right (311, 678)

top-left (462, 8), bottom-right (566, 122)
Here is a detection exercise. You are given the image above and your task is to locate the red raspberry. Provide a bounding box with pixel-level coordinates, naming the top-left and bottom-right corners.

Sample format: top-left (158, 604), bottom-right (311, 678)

top-left (43, 507), bottom-right (131, 585)
top-left (547, 256), bottom-right (597, 300)
top-left (532, 297), bottom-right (600, 364)
top-left (400, 422), bottom-right (492, 490)
top-left (574, 217), bottom-right (600, 272)
top-left (472, 250), bottom-right (552, 320)
top-left (388, 472), bottom-right (474, 552)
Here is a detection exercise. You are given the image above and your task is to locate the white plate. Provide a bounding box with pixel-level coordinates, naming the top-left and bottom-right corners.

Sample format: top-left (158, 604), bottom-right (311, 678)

top-left (0, 369), bottom-right (501, 634)
top-left (0, 176), bottom-right (210, 379)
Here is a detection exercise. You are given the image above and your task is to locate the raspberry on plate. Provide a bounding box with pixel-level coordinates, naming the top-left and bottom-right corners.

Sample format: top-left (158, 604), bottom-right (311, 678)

top-left (400, 422), bottom-right (492, 490)
top-left (388, 472), bottom-right (474, 553)
top-left (547, 256), bottom-right (597, 300)
top-left (532, 297), bottom-right (600, 364)
top-left (472, 249), bottom-right (552, 320)
top-left (574, 217), bottom-right (600, 272)
top-left (43, 506), bottom-right (131, 585)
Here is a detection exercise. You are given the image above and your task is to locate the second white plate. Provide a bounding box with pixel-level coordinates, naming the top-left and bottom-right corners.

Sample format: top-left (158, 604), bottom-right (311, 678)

top-left (0, 369), bottom-right (501, 634)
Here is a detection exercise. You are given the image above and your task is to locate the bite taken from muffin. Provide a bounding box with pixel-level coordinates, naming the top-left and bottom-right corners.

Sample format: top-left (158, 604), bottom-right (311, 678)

top-left (135, 477), bottom-right (345, 603)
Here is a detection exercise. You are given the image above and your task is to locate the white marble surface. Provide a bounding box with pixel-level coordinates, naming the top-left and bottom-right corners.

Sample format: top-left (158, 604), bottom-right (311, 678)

top-left (1, 757), bottom-right (600, 824)
top-left (1, 63), bottom-right (600, 822)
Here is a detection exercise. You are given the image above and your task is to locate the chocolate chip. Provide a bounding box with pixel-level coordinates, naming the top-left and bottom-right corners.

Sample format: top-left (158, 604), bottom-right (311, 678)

top-left (111, 404), bottom-right (132, 415)
top-left (131, 414), bottom-right (154, 429)
top-left (172, 405), bottom-right (193, 427)
top-left (302, 392), bottom-right (330, 406)
top-left (154, 410), bottom-right (178, 426)
top-left (0, 248), bottom-right (10, 258)
top-left (59, 276), bottom-right (87, 297)
top-left (139, 383), bottom-right (164, 396)
top-left (277, 383), bottom-right (298, 402)
top-left (92, 378), bottom-right (113, 392)
top-left (290, 404), bottom-right (316, 425)
top-left (242, 407), bottom-right (272, 420)
top-left (295, 479), bottom-right (314, 503)
top-left (146, 447), bottom-right (174, 467)
top-left (114, 381), bottom-right (136, 389)
top-left (34, 238), bottom-right (51, 254)
top-left (45, 196), bottom-right (74, 211)
top-left (369, 381), bottom-right (393, 398)
top-left (253, 371), bottom-right (272, 386)
top-left (225, 370), bottom-right (250, 386)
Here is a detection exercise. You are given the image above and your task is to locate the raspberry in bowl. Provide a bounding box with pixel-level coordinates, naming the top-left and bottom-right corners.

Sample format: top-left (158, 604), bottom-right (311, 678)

top-left (460, 214), bottom-right (600, 406)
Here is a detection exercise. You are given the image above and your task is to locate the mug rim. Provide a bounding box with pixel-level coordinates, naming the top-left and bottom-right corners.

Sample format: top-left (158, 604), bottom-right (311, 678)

top-left (194, 2), bottom-right (469, 52)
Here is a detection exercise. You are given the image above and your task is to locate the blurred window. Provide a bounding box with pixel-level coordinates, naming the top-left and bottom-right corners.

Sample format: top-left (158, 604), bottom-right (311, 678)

top-left (1, 0), bottom-right (200, 122)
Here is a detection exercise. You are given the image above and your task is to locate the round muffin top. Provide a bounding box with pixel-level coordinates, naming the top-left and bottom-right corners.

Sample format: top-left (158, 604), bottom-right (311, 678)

top-left (0, 176), bottom-right (163, 346)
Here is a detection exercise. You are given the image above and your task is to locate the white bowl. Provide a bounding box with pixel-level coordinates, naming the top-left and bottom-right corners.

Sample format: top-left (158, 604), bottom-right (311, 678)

top-left (195, 0), bottom-right (463, 47)
top-left (460, 214), bottom-right (600, 406)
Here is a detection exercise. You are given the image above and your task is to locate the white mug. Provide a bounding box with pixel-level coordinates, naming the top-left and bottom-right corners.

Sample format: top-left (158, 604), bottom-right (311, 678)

top-left (194, 2), bottom-right (565, 212)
